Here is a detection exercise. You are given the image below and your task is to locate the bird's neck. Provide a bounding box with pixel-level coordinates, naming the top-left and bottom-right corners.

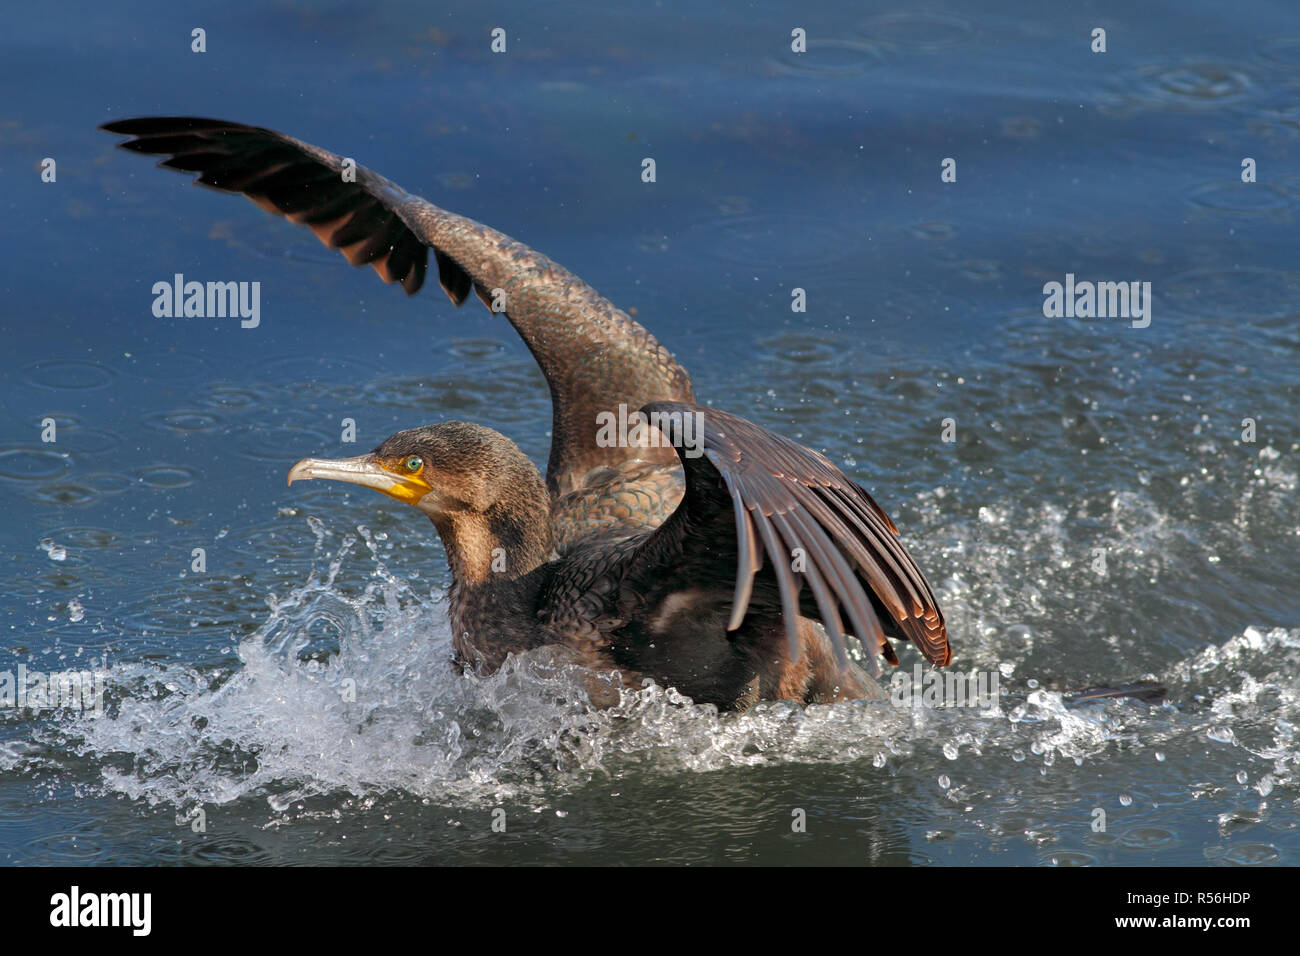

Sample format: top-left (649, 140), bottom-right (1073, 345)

top-left (431, 498), bottom-right (554, 668)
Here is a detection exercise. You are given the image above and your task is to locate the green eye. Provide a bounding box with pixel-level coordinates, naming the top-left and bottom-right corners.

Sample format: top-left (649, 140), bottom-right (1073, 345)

top-left (404, 456), bottom-right (423, 473)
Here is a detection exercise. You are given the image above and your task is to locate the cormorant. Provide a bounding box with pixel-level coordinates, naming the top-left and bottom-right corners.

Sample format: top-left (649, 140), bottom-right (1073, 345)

top-left (101, 117), bottom-right (951, 710)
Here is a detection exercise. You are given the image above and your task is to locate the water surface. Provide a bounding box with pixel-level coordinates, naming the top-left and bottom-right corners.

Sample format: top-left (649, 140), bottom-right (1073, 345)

top-left (1, 0), bottom-right (1298, 865)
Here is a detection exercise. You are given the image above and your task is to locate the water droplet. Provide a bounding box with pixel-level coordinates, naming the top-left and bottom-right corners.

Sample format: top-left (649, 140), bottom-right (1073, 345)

top-left (39, 539), bottom-right (67, 562)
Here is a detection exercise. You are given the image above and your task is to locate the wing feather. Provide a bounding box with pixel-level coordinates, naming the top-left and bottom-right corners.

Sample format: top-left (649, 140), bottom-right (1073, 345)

top-left (101, 116), bottom-right (694, 511)
top-left (624, 402), bottom-right (951, 670)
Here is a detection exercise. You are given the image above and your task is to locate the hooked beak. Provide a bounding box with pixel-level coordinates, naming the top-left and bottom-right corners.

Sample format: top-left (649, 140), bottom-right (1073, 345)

top-left (287, 454), bottom-right (433, 506)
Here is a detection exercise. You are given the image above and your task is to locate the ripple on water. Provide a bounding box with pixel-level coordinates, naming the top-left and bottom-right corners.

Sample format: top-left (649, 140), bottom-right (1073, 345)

top-left (1187, 181), bottom-right (1291, 214)
top-left (362, 363), bottom-right (543, 418)
top-left (445, 338), bottom-right (508, 362)
top-left (222, 522), bottom-right (332, 571)
top-left (858, 11), bottom-right (974, 52)
top-left (0, 446), bottom-right (72, 481)
top-left (197, 384), bottom-right (263, 409)
top-left (131, 464), bottom-right (198, 489)
top-left (142, 409), bottom-right (226, 434)
top-left (21, 360), bottom-right (116, 391)
top-left (766, 37), bottom-right (887, 78)
top-left (184, 838), bottom-right (274, 865)
top-left (1222, 843), bottom-right (1281, 865)
top-left (1121, 826), bottom-right (1177, 849)
top-left (78, 473), bottom-right (135, 496)
top-left (114, 576), bottom-right (259, 636)
top-left (56, 426), bottom-right (123, 455)
top-left (687, 213), bottom-right (868, 272)
top-left (231, 424), bottom-right (335, 463)
top-left (24, 483), bottom-right (101, 507)
top-left (756, 332), bottom-right (842, 365)
top-left (1100, 62), bottom-right (1252, 115)
top-left (23, 831), bottom-right (107, 864)
top-left (38, 527), bottom-right (122, 550)
top-left (1163, 267), bottom-right (1300, 320)
top-left (1153, 63), bottom-right (1251, 100)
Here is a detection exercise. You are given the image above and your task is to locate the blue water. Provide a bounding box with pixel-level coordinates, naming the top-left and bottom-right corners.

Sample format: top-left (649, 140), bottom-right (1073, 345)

top-left (1, 0), bottom-right (1298, 864)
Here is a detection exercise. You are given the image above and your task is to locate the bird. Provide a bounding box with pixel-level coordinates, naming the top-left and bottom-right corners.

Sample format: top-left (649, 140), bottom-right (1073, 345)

top-left (101, 116), bottom-right (951, 711)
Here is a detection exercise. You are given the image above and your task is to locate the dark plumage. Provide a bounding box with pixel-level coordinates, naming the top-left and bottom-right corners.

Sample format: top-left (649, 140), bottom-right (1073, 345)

top-left (102, 116), bottom-right (952, 710)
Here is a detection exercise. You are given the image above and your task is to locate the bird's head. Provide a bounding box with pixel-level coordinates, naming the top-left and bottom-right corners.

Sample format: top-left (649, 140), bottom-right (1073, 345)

top-left (287, 421), bottom-right (543, 523)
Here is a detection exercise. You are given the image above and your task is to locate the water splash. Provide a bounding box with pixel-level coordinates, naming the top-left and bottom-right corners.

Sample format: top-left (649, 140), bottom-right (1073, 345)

top-left (11, 501), bottom-right (1297, 830)
top-left (17, 520), bottom-right (992, 812)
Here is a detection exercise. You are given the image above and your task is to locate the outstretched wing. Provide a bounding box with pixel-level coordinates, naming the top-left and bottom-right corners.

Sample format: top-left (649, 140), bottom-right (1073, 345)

top-left (100, 117), bottom-right (695, 511)
top-left (615, 402), bottom-right (950, 673)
